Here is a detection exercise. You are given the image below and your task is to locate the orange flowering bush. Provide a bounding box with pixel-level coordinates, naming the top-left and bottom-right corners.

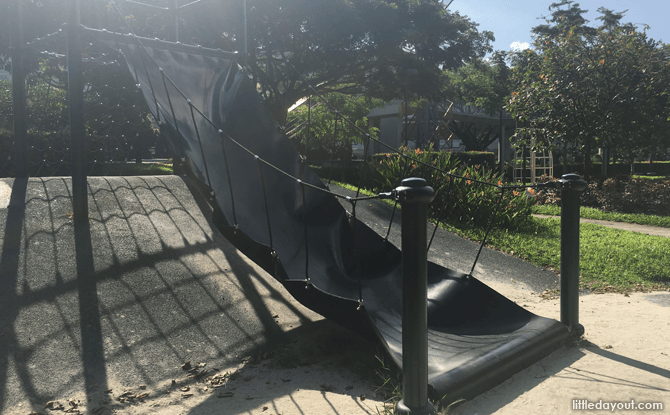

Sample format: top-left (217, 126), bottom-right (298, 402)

top-left (371, 147), bottom-right (535, 229)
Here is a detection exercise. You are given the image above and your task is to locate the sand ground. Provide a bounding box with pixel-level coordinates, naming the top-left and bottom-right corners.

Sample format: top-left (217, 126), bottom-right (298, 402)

top-left (9, 282), bottom-right (667, 415)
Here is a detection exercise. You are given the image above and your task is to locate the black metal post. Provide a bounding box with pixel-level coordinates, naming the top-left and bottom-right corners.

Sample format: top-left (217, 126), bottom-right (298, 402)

top-left (403, 87), bottom-right (408, 147)
top-left (395, 177), bottom-right (436, 415)
top-left (242, 0), bottom-right (247, 65)
top-left (559, 173), bottom-right (586, 336)
top-left (11, 0), bottom-right (28, 178)
top-left (173, 0), bottom-right (179, 42)
top-left (67, 0), bottom-right (88, 222)
top-left (521, 144), bottom-right (527, 185)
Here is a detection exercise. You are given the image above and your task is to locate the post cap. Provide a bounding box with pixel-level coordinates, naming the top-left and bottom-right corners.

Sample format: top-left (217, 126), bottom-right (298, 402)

top-left (559, 174), bottom-right (587, 192)
top-left (394, 177), bottom-right (436, 204)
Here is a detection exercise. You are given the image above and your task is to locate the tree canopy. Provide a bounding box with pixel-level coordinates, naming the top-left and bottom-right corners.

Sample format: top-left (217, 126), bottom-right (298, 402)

top-left (507, 1), bottom-right (670, 171)
top-left (285, 93), bottom-right (383, 162)
top-left (444, 51), bottom-right (510, 151)
top-left (2, 0), bottom-right (493, 126)
top-left (244, 0), bottom-right (493, 124)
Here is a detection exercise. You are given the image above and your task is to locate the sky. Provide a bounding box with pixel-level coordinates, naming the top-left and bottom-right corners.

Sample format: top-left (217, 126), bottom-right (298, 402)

top-left (451, 0), bottom-right (670, 53)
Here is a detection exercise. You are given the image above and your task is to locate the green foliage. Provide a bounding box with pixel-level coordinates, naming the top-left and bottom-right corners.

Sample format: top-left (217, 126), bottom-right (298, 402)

top-left (507, 3), bottom-right (670, 171)
top-left (244, 0), bottom-right (494, 123)
top-left (1, 52), bottom-right (158, 178)
top-left (532, 204), bottom-right (670, 228)
top-left (19, 50), bottom-right (156, 157)
top-left (0, 78), bottom-right (68, 131)
top-left (370, 150), bottom-right (495, 170)
top-left (446, 52), bottom-right (510, 115)
top-left (443, 52), bottom-right (511, 151)
top-left (447, 215), bottom-right (670, 293)
top-left (286, 93), bottom-right (383, 162)
top-left (2, 1), bottom-right (493, 126)
top-left (451, 151), bottom-right (497, 169)
top-left (534, 176), bottom-right (670, 216)
top-left (371, 147), bottom-right (535, 229)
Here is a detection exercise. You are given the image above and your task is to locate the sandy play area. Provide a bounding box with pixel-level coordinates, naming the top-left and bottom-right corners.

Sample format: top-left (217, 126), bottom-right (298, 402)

top-left (10, 281), bottom-right (666, 415)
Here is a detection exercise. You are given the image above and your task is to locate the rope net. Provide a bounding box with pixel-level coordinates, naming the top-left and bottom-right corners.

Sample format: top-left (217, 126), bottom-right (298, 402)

top-left (2, 30), bottom-right (160, 178)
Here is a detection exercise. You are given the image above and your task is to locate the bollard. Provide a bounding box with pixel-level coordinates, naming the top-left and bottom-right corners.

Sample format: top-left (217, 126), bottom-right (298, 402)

top-left (11, 0), bottom-right (28, 178)
top-left (559, 173), bottom-right (587, 336)
top-left (66, 6), bottom-right (88, 224)
top-left (394, 177), bottom-right (436, 415)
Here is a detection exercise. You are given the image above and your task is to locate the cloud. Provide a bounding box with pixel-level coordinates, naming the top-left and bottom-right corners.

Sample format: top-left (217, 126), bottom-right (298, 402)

top-left (510, 41), bottom-right (530, 51)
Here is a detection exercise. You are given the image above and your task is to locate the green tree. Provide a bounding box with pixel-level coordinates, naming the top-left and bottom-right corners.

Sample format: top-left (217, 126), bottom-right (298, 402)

top-left (285, 93), bottom-right (383, 162)
top-left (445, 51), bottom-right (511, 151)
top-left (2, 0), bottom-right (493, 130)
top-left (507, 2), bottom-right (670, 176)
top-left (243, 0), bottom-right (493, 125)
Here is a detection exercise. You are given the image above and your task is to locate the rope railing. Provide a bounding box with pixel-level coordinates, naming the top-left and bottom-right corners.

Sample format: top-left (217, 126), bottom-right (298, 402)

top-left (2, 34), bottom-right (162, 179)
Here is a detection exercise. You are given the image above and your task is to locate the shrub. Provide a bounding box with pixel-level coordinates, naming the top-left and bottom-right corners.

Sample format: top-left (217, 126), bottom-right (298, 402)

top-left (534, 176), bottom-right (670, 216)
top-left (371, 147), bottom-right (535, 229)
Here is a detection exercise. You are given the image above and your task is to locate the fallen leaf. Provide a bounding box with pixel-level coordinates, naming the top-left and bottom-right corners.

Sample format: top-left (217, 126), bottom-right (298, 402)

top-left (45, 401), bottom-right (64, 410)
top-left (180, 387), bottom-right (190, 392)
top-left (182, 393), bottom-right (193, 399)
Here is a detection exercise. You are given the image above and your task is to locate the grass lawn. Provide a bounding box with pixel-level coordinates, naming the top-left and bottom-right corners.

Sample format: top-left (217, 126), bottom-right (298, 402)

top-left (532, 204), bottom-right (670, 228)
top-left (450, 218), bottom-right (670, 294)
top-left (89, 162), bottom-right (174, 176)
top-left (331, 181), bottom-right (670, 294)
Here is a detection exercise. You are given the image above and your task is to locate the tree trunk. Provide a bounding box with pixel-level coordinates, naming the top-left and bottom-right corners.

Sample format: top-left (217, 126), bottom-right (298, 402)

top-left (583, 146), bottom-right (591, 182)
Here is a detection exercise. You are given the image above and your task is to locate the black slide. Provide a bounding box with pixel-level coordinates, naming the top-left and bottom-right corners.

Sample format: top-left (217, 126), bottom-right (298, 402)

top-left (99, 32), bottom-right (568, 403)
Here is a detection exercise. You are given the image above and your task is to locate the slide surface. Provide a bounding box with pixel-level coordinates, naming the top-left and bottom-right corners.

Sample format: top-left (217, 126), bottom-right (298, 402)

top-left (106, 35), bottom-right (568, 402)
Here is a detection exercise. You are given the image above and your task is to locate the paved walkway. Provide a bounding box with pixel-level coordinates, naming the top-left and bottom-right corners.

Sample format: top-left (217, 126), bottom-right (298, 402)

top-left (533, 214), bottom-right (670, 238)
